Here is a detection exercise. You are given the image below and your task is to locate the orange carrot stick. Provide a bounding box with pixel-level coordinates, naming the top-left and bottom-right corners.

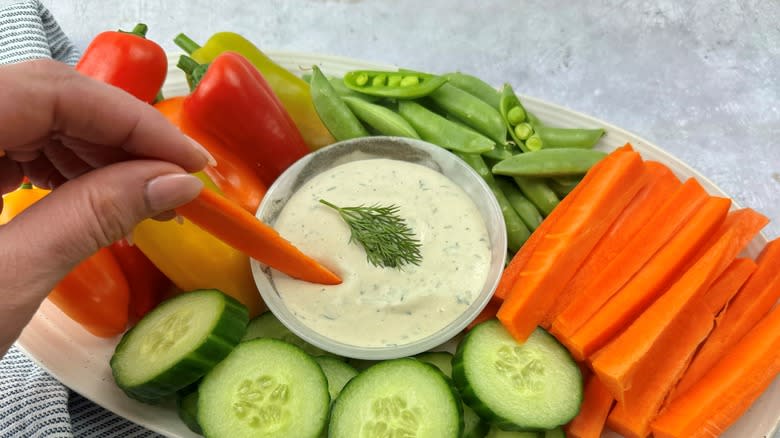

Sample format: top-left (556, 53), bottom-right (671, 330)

top-left (702, 257), bottom-right (757, 316)
top-left (543, 161), bottom-right (679, 328)
top-left (551, 177), bottom-right (707, 341)
top-left (605, 301), bottom-right (714, 438)
top-left (561, 196), bottom-right (730, 361)
top-left (493, 144), bottom-right (635, 301)
top-left (650, 305), bottom-right (780, 438)
top-left (671, 238), bottom-right (779, 399)
top-left (176, 188), bottom-right (342, 285)
top-left (566, 375), bottom-right (615, 438)
top-left (590, 208), bottom-right (768, 402)
top-left (497, 148), bottom-right (647, 342)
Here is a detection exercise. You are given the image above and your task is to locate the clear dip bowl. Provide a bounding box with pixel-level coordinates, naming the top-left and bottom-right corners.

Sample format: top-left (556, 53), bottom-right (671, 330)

top-left (250, 136), bottom-right (507, 360)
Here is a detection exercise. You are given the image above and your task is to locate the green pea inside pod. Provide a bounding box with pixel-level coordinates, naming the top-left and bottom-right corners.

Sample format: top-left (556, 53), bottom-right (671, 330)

top-left (343, 69), bottom-right (448, 99)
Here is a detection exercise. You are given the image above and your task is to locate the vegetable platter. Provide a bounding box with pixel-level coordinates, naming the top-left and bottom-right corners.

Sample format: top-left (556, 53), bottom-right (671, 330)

top-left (9, 31), bottom-right (780, 437)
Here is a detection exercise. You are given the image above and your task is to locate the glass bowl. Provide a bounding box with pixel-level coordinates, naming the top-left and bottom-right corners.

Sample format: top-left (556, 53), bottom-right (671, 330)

top-left (250, 136), bottom-right (507, 360)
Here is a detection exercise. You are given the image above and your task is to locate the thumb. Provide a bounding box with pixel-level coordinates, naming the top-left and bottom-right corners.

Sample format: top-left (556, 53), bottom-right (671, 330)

top-left (0, 160), bottom-right (203, 293)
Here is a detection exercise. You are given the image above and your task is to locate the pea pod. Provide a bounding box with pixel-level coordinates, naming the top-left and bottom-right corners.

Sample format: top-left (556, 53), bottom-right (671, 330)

top-left (492, 149), bottom-right (607, 177)
top-left (500, 83), bottom-right (534, 152)
top-left (454, 152), bottom-right (530, 251)
top-left (344, 70), bottom-right (448, 99)
top-left (309, 65), bottom-right (369, 141)
top-left (494, 177), bottom-right (543, 231)
top-left (341, 97), bottom-right (420, 139)
top-left (548, 176), bottom-right (582, 197)
top-left (482, 142), bottom-right (520, 162)
top-left (533, 124), bottom-right (605, 149)
top-left (512, 176), bottom-right (560, 216)
top-left (397, 101), bottom-right (494, 153)
top-left (429, 83), bottom-right (507, 145)
top-left (443, 72), bottom-right (501, 110)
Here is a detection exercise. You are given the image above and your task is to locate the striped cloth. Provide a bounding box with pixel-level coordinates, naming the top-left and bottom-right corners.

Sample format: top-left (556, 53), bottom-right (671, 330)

top-left (0, 1), bottom-right (161, 437)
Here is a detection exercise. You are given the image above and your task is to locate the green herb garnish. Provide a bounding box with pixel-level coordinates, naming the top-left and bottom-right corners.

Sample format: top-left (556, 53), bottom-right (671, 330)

top-left (319, 199), bottom-right (422, 269)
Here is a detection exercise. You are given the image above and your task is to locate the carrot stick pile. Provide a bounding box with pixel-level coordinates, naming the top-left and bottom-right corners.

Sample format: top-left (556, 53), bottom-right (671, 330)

top-left (482, 144), bottom-right (779, 437)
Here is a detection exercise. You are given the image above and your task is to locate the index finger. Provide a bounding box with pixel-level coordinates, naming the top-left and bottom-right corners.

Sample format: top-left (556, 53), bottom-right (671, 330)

top-left (0, 59), bottom-right (209, 173)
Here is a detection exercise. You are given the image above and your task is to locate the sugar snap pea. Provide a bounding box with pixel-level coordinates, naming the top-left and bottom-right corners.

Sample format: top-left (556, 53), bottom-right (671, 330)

top-left (455, 152), bottom-right (530, 251)
top-left (428, 83), bottom-right (507, 145)
top-left (532, 124), bottom-right (605, 149)
top-left (397, 101), bottom-right (494, 153)
top-left (443, 72), bottom-right (501, 110)
top-left (499, 84), bottom-right (534, 152)
top-left (492, 149), bottom-right (607, 177)
top-left (329, 77), bottom-right (379, 101)
top-left (482, 141), bottom-right (520, 162)
top-left (343, 70), bottom-right (448, 99)
top-left (512, 176), bottom-right (560, 216)
top-left (495, 177), bottom-right (543, 231)
top-left (341, 97), bottom-right (420, 139)
top-left (310, 66), bottom-right (369, 141)
top-left (548, 176), bottom-right (582, 198)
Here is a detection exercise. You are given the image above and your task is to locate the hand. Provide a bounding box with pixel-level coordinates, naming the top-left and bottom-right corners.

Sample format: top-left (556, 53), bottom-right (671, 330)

top-left (0, 59), bottom-right (213, 354)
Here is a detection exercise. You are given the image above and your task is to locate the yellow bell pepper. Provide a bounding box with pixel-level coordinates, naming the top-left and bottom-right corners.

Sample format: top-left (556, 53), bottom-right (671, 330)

top-left (174, 31), bottom-right (335, 151)
top-left (132, 216), bottom-right (266, 317)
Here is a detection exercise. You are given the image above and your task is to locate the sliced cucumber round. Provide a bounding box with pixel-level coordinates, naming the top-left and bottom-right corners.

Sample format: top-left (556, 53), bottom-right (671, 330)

top-left (486, 426), bottom-right (540, 437)
top-left (176, 382), bottom-right (202, 435)
top-left (198, 338), bottom-right (330, 438)
top-left (453, 320), bottom-right (583, 431)
top-left (314, 356), bottom-right (358, 401)
top-left (329, 358), bottom-right (463, 438)
top-left (110, 289), bottom-right (248, 403)
top-left (415, 351), bottom-right (489, 438)
top-left (243, 311), bottom-right (336, 358)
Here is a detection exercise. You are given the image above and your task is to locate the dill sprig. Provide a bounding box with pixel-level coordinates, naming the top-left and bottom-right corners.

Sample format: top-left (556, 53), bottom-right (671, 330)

top-left (319, 199), bottom-right (422, 269)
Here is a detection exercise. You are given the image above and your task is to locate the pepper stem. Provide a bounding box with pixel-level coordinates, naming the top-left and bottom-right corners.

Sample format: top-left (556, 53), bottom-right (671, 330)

top-left (177, 55), bottom-right (209, 91)
top-left (177, 55), bottom-right (200, 75)
top-left (174, 33), bottom-right (201, 54)
top-left (119, 23), bottom-right (148, 38)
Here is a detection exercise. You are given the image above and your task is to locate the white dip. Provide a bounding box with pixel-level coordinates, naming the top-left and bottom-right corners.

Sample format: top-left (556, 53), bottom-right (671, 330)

top-left (271, 158), bottom-right (491, 348)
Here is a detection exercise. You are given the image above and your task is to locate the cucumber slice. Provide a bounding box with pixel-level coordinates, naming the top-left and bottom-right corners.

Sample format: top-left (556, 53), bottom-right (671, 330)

top-left (314, 356), bottom-right (358, 401)
top-left (243, 311), bottom-right (335, 358)
top-left (415, 351), bottom-right (489, 438)
top-left (110, 289), bottom-right (248, 403)
top-left (415, 351), bottom-right (454, 376)
top-left (486, 426), bottom-right (540, 437)
top-left (176, 382), bottom-right (202, 435)
top-left (453, 320), bottom-right (583, 431)
top-left (543, 427), bottom-right (565, 438)
top-left (198, 338), bottom-right (330, 438)
top-left (329, 358), bottom-right (463, 437)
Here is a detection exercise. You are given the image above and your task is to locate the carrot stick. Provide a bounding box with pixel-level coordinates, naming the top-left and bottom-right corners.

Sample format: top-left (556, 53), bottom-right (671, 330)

top-left (176, 188), bottom-right (342, 285)
top-left (605, 300), bottom-right (714, 438)
top-left (566, 375), bottom-right (615, 438)
top-left (590, 208), bottom-right (768, 403)
top-left (543, 161), bottom-right (679, 328)
top-left (650, 304), bottom-right (780, 438)
top-left (561, 196), bottom-right (730, 361)
top-left (497, 148), bottom-right (647, 342)
top-left (551, 177), bottom-right (707, 342)
top-left (493, 143), bottom-right (635, 301)
top-left (702, 257), bottom-right (757, 316)
top-left (670, 238), bottom-right (779, 399)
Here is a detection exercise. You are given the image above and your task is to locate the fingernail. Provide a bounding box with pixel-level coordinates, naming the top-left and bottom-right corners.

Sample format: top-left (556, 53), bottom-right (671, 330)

top-left (185, 135), bottom-right (217, 167)
top-left (145, 174), bottom-right (204, 212)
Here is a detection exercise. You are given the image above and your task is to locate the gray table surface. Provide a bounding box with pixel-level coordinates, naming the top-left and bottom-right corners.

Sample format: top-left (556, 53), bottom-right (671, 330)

top-left (36, 0), bottom-right (780, 436)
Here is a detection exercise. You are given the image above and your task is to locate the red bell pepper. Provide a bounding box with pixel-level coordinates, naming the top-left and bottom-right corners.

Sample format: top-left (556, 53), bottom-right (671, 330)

top-left (154, 96), bottom-right (267, 213)
top-left (109, 239), bottom-right (170, 320)
top-left (178, 52), bottom-right (310, 187)
top-left (75, 23), bottom-right (167, 103)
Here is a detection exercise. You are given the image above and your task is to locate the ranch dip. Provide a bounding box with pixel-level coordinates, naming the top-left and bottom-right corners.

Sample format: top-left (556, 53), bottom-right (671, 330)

top-left (271, 158), bottom-right (491, 348)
